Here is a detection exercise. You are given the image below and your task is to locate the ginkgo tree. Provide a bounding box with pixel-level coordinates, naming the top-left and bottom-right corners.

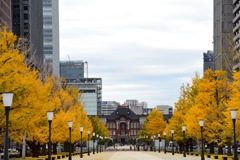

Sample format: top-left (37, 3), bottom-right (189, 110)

top-left (0, 26), bottom-right (93, 157)
top-left (224, 71), bottom-right (240, 155)
top-left (166, 74), bottom-right (200, 151)
top-left (185, 69), bottom-right (231, 154)
top-left (139, 108), bottom-right (166, 137)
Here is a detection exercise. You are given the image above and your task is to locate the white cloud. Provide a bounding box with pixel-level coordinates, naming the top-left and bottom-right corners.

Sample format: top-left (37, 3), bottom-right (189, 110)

top-left (59, 0), bottom-right (212, 107)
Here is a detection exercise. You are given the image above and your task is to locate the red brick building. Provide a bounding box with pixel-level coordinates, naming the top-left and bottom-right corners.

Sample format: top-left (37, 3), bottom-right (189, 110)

top-left (106, 106), bottom-right (140, 144)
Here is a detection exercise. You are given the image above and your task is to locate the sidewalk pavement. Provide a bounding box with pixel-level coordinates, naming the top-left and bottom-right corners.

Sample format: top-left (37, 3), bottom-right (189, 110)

top-left (63, 151), bottom-right (217, 160)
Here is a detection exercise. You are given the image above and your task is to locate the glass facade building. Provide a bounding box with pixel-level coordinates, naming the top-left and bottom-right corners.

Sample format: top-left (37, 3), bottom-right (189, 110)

top-left (43, 0), bottom-right (60, 77)
top-left (60, 61), bottom-right (102, 115)
top-left (60, 61), bottom-right (84, 82)
top-left (67, 78), bottom-right (102, 115)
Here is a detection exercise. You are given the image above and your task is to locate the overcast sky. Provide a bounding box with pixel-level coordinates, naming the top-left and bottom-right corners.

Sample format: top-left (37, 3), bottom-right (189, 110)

top-left (59, 0), bottom-right (213, 108)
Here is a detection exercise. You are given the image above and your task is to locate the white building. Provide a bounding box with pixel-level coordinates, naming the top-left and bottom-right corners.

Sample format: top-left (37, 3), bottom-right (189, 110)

top-left (156, 105), bottom-right (173, 115)
top-left (101, 101), bottom-right (121, 115)
top-left (125, 100), bottom-right (147, 115)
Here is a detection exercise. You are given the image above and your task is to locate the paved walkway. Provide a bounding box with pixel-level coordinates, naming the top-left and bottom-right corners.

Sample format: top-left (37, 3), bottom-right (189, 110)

top-left (64, 151), bottom-right (216, 160)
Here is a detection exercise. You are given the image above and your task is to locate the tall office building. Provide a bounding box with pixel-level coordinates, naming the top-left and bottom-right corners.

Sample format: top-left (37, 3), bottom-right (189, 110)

top-left (0, 0), bottom-right (11, 28)
top-left (43, 0), bottom-right (60, 77)
top-left (60, 61), bottom-right (102, 115)
top-left (203, 50), bottom-right (214, 72)
top-left (12, 0), bottom-right (44, 69)
top-left (233, 0), bottom-right (240, 71)
top-left (213, 0), bottom-right (234, 74)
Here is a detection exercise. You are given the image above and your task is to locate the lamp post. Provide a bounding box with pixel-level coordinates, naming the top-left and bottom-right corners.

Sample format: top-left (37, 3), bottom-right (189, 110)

top-left (80, 126), bottom-right (83, 158)
top-left (100, 136), bottom-right (103, 153)
top-left (47, 111), bottom-right (54, 160)
top-left (96, 134), bottom-right (99, 153)
top-left (182, 125), bottom-right (186, 157)
top-left (171, 130), bottom-right (174, 155)
top-left (2, 92), bottom-right (13, 160)
top-left (158, 134), bottom-right (161, 153)
top-left (68, 121), bottom-right (73, 160)
top-left (153, 135), bottom-right (156, 152)
top-left (231, 110), bottom-right (238, 160)
top-left (113, 131), bottom-right (115, 149)
top-left (93, 132), bottom-right (95, 154)
top-left (199, 120), bottom-right (205, 160)
top-left (163, 132), bottom-right (166, 154)
top-left (87, 130), bottom-right (90, 156)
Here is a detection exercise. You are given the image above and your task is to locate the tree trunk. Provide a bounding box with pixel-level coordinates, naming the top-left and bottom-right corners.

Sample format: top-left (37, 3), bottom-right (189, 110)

top-left (22, 132), bottom-right (26, 158)
top-left (189, 138), bottom-right (193, 152)
top-left (210, 143), bottom-right (214, 154)
top-left (27, 140), bottom-right (40, 157)
top-left (186, 139), bottom-right (189, 153)
top-left (53, 143), bottom-right (57, 154)
top-left (40, 144), bottom-right (46, 156)
top-left (227, 137), bottom-right (232, 156)
top-left (197, 140), bottom-right (200, 153)
top-left (64, 141), bottom-right (69, 152)
top-left (218, 146), bottom-right (223, 154)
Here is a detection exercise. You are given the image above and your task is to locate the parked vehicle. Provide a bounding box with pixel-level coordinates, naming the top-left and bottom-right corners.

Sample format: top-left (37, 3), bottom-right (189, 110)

top-left (0, 149), bottom-right (20, 158)
top-left (237, 146), bottom-right (240, 154)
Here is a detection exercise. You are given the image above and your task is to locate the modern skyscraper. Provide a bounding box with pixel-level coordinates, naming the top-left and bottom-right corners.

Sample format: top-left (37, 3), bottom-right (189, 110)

top-left (0, 0), bottom-right (11, 28)
top-left (233, 0), bottom-right (240, 71)
top-left (213, 0), bottom-right (234, 74)
top-left (203, 50), bottom-right (214, 72)
top-left (12, 0), bottom-right (44, 69)
top-left (43, 0), bottom-right (60, 77)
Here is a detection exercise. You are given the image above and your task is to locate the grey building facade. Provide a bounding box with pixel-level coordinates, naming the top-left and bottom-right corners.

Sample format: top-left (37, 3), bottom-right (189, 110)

top-left (0, 0), bottom-right (11, 28)
top-left (233, 0), bottom-right (240, 71)
top-left (43, 0), bottom-right (60, 77)
top-left (203, 50), bottom-right (214, 72)
top-left (12, 0), bottom-right (44, 69)
top-left (213, 0), bottom-right (234, 74)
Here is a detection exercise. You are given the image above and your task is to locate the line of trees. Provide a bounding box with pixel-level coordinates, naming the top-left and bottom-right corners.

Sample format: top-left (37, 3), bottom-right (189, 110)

top-left (0, 27), bottom-right (109, 157)
top-left (139, 69), bottom-right (240, 155)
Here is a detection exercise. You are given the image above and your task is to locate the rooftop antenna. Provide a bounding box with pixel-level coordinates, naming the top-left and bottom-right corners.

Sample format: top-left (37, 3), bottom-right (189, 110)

top-left (68, 54), bottom-right (70, 61)
top-left (85, 61), bottom-right (88, 79)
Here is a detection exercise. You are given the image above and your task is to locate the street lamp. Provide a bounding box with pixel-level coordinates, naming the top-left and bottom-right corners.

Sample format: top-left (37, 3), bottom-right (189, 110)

top-left (93, 132), bottom-right (95, 154)
top-left (171, 130), bottom-right (174, 155)
top-left (113, 131), bottom-right (115, 149)
top-left (231, 110), bottom-right (237, 160)
top-left (87, 130), bottom-right (90, 156)
top-left (182, 125), bottom-right (186, 157)
top-left (68, 121), bottom-right (73, 160)
top-left (158, 134), bottom-right (161, 153)
top-left (80, 126), bottom-right (84, 158)
top-left (47, 111), bottom-right (54, 160)
top-left (163, 132), bottom-right (166, 154)
top-left (96, 134), bottom-right (99, 153)
top-left (100, 136), bottom-right (103, 153)
top-left (153, 135), bottom-right (156, 152)
top-left (199, 120), bottom-right (205, 160)
top-left (2, 92), bottom-right (13, 160)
